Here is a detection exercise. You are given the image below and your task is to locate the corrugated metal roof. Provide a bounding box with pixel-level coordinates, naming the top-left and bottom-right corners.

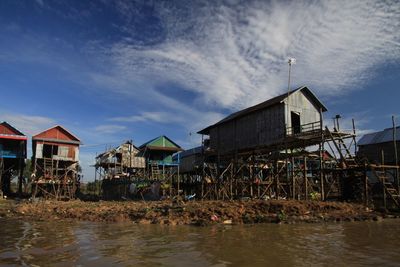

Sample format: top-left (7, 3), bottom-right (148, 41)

top-left (178, 146), bottom-right (203, 158)
top-left (139, 135), bottom-right (182, 150)
top-left (358, 126), bottom-right (400, 146)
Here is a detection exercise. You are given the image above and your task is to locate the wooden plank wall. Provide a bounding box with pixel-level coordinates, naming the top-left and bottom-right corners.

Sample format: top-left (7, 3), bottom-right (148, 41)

top-left (358, 142), bottom-right (400, 164)
top-left (210, 104), bottom-right (285, 154)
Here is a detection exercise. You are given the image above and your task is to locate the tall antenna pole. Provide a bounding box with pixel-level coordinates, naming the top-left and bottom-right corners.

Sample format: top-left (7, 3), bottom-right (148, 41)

top-left (287, 57), bottom-right (296, 96)
top-left (286, 58), bottom-right (296, 133)
top-left (286, 57), bottom-right (296, 199)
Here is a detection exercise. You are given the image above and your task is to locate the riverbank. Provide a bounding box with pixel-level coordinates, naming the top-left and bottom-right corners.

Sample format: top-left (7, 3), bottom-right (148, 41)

top-left (2, 198), bottom-right (394, 226)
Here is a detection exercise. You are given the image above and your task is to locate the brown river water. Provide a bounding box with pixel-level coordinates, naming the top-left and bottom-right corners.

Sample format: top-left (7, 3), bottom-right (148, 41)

top-left (0, 218), bottom-right (399, 267)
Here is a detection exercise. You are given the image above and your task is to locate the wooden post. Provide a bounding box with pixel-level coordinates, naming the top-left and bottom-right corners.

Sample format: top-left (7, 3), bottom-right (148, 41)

top-left (392, 116), bottom-right (399, 193)
top-left (319, 108), bottom-right (325, 201)
top-left (230, 162), bottom-right (233, 199)
top-left (17, 140), bottom-right (24, 196)
top-left (381, 150), bottom-right (386, 210)
top-left (352, 119), bottom-right (357, 155)
top-left (275, 161), bottom-right (279, 199)
top-left (292, 155), bottom-right (295, 199)
top-left (319, 142), bottom-right (325, 201)
top-left (364, 163), bottom-right (368, 207)
top-left (304, 156), bottom-right (308, 200)
top-left (177, 162), bottom-right (180, 199)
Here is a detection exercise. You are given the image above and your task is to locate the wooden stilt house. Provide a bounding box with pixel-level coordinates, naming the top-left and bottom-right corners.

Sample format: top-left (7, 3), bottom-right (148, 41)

top-left (198, 86), bottom-right (327, 155)
top-left (31, 125), bottom-right (80, 199)
top-left (138, 135), bottom-right (183, 179)
top-left (0, 122), bottom-right (27, 196)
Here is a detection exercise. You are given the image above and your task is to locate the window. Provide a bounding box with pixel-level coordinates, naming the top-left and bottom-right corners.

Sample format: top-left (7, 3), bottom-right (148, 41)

top-left (58, 146), bottom-right (69, 158)
top-left (43, 144), bottom-right (58, 158)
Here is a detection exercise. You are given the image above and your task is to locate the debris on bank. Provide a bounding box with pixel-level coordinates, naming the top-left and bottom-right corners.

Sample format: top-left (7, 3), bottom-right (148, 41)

top-left (7, 199), bottom-right (392, 226)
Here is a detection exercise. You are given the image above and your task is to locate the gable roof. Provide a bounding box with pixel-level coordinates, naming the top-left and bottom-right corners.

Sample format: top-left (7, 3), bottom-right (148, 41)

top-left (198, 86), bottom-right (327, 135)
top-left (358, 126), bottom-right (400, 146)
top-left (96, 140), bottom-right (139, 159)
top-left (139, 135), bottom-right (182, 151)
top-left (0, 121), bottom-right (27, 141)
top-left (32, 125), bottom-right (81, 144)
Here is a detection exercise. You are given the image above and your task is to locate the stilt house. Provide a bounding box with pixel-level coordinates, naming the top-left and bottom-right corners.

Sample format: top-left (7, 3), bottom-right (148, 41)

top-left (95, 140), bottom-right (145, 180)
top-left (138, 135), bottom-right (183, 179)
top-left (0, 122), bottom-right (27, 195)
top-left (358, 126), bottom-right (400, 165)
top-left (198, 86), bottom-right (327, 155)
top-left (31, 125), bottom-right (80, 199)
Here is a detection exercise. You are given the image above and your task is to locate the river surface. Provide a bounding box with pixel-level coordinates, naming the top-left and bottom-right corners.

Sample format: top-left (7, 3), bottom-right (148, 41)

top-left (0, 218), bottom-right (399, 267)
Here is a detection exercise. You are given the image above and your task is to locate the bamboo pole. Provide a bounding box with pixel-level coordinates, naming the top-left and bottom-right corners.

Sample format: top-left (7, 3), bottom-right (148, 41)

top-left (381, 150), bottom-right (386, 210)
top-left (392, 116), bottom-right (399, 193)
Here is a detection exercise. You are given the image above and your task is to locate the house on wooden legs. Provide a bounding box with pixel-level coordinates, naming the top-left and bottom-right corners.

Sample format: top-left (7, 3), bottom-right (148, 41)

top-left (31, 125), bottom-right (80, 200)
top-left (0, 122), bottom-right (27, 197)
top-left (138, 135), bottom-right (183, 179)
top-left (95, 141), bottom-right (146, 200)
top-left (198, 86), bottom-right (328, 156)
top-left (194, 86), bottom-right (347, 201)
top-left (357, 126), bottom-right (400, 165)
top-left (95, 140), bottom-right (145, 180)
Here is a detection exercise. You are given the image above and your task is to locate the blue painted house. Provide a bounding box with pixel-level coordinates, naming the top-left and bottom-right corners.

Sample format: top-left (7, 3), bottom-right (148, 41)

top-left (0, 122), bottom-right (27, 195)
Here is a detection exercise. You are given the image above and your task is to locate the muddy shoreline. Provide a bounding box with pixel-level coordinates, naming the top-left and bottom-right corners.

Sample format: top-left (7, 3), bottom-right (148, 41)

top-left (1, 199), bottom-right (396, 226)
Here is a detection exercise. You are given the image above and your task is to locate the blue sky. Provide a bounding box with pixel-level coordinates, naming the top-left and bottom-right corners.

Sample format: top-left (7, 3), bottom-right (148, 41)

top-left (1, 0), bottom-right (399, 181)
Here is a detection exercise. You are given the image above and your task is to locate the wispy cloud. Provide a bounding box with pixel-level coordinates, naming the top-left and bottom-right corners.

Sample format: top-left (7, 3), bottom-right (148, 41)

top-left (1, 0), bottom-right (399, 181)
top-left (99, 0), bottom-right (399, 110)
top-left (1, 113), bottom-right (55, 136)
top-left (110, 111), bottom-right (184, 123)
top-left (35, 0), bottom-right (44, 7)
top-left (94, 124), bottom-right (127, 134)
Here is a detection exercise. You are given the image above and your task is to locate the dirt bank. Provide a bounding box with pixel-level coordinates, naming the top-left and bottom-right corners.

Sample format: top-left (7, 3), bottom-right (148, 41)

top-left (3, 199), bottom-right (392, 226)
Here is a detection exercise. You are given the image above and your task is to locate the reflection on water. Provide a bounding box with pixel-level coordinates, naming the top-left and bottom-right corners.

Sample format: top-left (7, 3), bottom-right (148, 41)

top-left (1, 218), bottom-right (400, 266)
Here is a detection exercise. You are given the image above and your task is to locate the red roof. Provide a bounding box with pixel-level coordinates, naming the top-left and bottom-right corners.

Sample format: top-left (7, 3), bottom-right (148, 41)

top-left (32, 125), bottom-right (80, 144)
top-left (0, 122), bottom-right (27, 140)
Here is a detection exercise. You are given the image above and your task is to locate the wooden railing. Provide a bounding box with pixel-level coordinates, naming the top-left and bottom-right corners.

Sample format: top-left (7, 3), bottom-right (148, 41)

top-left (286, 121), bottom-right (322, 136)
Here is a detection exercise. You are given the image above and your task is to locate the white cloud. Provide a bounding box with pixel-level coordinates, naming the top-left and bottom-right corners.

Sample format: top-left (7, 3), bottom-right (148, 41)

top-left (35, 0), bottom-right (44, 7)
top-left (110, 111), bottom-right (184, 123)
top-left (94, 124), bottom-right (127, 134)
top-left (1, 113), bottom-right (55, 136)
top-left (1, 0), bottom-right (399, 177)
top-left (99, 0), bottom-right (399, 111)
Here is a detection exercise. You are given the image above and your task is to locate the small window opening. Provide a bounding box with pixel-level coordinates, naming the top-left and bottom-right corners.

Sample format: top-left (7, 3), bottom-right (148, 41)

top-left (43, 144), bottom-right (58, 158)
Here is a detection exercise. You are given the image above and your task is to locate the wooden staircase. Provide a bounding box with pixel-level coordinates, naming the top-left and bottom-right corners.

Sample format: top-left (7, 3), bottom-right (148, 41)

top-left (325, 126), bottom-right (357, 168)
top-left (374, 169), bottom-right (400, 209)
top-left (44, 158), bottom-right (54, 178)
top-left (151, 162), bottom-right (160, 180)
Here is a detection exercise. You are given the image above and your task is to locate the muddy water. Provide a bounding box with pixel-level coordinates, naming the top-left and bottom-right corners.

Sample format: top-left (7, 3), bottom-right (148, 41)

top-left (0, 219), bottom-right (399, 267)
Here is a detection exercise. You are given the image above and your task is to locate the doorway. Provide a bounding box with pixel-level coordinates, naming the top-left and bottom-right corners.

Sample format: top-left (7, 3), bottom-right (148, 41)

top-left (291, 112), bottom-right (301, 134)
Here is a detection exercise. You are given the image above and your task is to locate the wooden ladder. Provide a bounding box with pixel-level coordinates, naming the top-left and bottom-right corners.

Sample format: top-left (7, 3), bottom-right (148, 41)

top-left (374, 169), bottom-right (400, 209)
top-left (151, 162), bottom-right (160, 180)
top-left (326, 126), bottom-right (356, 168)
top-left (44, 158), bottom-right (53, 178)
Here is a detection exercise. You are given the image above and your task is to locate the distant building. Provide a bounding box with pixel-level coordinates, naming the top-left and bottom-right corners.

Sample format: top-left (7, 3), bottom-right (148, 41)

top-left (138, 135), bottom-right (183, 179)
top-left (0, 122), bottom-right (27, 195)
top-left (173, 146), bottom-right (203, 174)
top-left (95, 140), bottom-right (145, 180)
top-left (31, 125), bottom-right (81, 199)
top-left (198, 86), bottom-right (327, 155)
top-left (357, 126), bottom-right (400, 165)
